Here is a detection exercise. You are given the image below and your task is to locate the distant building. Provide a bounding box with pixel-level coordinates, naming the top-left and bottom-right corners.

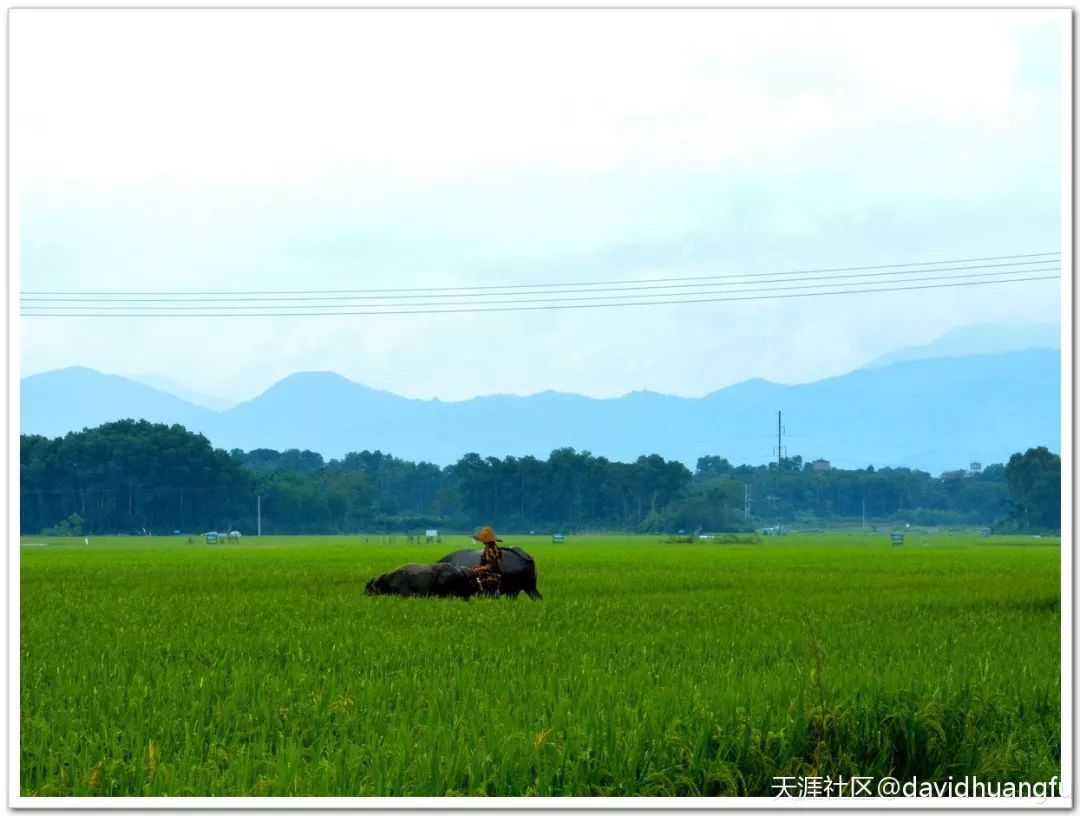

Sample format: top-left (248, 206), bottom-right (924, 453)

top-left (969, 462), bottom-right (982, 475)
top-left (811, 459), bottom-right (831, 471)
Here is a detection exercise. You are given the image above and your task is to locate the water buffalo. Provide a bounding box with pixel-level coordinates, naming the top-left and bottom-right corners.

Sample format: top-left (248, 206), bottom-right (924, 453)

top-left (365, 562), bottom-right (478, 599)
top-left (438, 546), bottom-right (542, 599)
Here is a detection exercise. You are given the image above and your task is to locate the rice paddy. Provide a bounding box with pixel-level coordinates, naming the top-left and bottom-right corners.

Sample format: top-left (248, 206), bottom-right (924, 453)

top-left (19, 532), bottom-right (1061, 797)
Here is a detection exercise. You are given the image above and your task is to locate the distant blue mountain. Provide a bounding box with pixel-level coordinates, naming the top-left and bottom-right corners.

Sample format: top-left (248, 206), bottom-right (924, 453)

top-left (129, 373), bottom-right (235, 411)
top-left (20, 366), bottom-right (215, 439)
top-left (863, 320), bottom-right (1060, 368)
top-left (19, 350), bottom-right (1060, 475)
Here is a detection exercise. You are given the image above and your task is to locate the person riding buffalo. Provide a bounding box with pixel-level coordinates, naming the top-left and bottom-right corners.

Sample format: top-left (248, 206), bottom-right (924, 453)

top-left (472, 526), bottom-right (503, 595)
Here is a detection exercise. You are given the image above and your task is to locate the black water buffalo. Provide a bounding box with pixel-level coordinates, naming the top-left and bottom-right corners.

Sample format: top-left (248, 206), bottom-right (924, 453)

top-left (438, 546), bottom-right (542, 599)
top-left (365, 562), bottom-right (478, 599)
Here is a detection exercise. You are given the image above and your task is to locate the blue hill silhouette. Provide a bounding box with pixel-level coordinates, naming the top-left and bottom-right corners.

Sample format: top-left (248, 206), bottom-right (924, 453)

top-left (20, 348), bottom-right (1059, 475)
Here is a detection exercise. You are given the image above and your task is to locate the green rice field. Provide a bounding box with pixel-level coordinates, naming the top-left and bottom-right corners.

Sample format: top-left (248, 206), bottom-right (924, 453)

top-left (20, 532), bottom-right (1061, 797)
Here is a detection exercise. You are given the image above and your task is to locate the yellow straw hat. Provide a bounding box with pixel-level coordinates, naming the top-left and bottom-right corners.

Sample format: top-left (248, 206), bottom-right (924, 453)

top-left (472, 526), bottom-right (502, 544)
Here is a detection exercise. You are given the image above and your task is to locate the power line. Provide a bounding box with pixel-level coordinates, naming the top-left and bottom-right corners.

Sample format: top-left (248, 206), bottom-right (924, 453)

top-left (21, 259), bottom-right (1060, 305)
top-left (21, 273), bottom-right (1060, 317)
top-left (20, 250), bottom-right (1060, 297)
top-left (19, 266), bottom-right (1061, 313)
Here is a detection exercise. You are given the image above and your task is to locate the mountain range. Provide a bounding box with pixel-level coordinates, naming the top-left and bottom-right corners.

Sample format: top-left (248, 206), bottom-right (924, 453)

top-left (861, 320), bottom-right (1060, 369)
top-left (20, 321), bottom-right (1061, 475)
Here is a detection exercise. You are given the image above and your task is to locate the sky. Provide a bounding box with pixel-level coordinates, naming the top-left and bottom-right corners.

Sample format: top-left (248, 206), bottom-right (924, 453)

top-left (12, 8), bottom-right (1066, 404)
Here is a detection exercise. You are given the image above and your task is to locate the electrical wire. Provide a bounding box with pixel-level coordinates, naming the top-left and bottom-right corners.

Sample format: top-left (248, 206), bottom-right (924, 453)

top-left (21, 258), bottom-right (1061, 305)
top-left (20, 250), bottom-right (1060, 297)
top-left (21, 273), bottom-right (1061, 317)
top-left (20, 266), bottom-right (1061, 312)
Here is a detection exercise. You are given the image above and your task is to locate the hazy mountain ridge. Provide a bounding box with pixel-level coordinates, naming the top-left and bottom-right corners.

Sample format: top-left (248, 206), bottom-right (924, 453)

top-left (862, 320), bottom-right (1060, 369)
top-left (129, 374), bottom-right (236, 411)
top-left (21, 366), bottom-right (217, 438)
top-left (21, 349), bottom-right (1060, 475)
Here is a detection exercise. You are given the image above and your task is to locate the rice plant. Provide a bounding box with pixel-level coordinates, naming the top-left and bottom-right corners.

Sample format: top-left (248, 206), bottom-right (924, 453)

top-left (20, 533), bottom-right (1060, 796)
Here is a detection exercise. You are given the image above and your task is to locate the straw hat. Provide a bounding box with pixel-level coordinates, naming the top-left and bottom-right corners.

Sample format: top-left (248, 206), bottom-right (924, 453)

top-left (472, 526), bottom-right (502, 544)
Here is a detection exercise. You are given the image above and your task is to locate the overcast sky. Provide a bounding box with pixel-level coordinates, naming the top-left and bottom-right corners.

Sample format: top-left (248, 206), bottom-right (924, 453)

top-left (13, 9), bottom-right (1066, 403)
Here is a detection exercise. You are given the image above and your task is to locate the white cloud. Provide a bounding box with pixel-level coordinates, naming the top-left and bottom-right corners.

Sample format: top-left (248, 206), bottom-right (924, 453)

top-left (13, 8), bottom-right (1065, 402)
top-left (12, 10), bottom-right (1057, 185)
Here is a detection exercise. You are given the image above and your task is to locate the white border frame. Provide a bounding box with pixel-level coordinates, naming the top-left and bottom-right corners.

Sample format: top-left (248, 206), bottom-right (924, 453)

top-left (6, 4), bottom-right (1073, 810)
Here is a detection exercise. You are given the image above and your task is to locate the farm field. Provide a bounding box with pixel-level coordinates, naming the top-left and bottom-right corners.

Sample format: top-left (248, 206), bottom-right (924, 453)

top-left (20, 532), bottom-right (1061, 797)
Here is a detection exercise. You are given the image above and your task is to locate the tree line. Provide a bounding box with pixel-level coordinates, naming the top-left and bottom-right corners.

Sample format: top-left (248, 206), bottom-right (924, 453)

top-left (19, 420), bottom-right (1061, 536)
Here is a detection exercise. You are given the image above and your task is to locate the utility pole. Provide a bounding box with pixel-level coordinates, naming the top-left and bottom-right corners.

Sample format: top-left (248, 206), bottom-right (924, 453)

top-left (862, 499), bottom-right (866, 528)
top-left (744, 483), bottom-right (751, 520)
top-left (257, 495), bottom-right (262, 537)
top-left (776, 410), bottom-right (783, 534)
top-left (777, 411), bottom-right (782, 473)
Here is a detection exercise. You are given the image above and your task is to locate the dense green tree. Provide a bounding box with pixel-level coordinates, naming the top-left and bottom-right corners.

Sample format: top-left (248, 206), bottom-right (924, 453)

top-left (21, 421), bottom-right (254, 534)
top-left (19, 422), bottom-right (1057, 535)
top-left (696, 456), bottom-right (732, 478)
top-left (231, 448), bottom-right (325, 474)
top-left (1004, 447), bottom-right (1061, 531)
